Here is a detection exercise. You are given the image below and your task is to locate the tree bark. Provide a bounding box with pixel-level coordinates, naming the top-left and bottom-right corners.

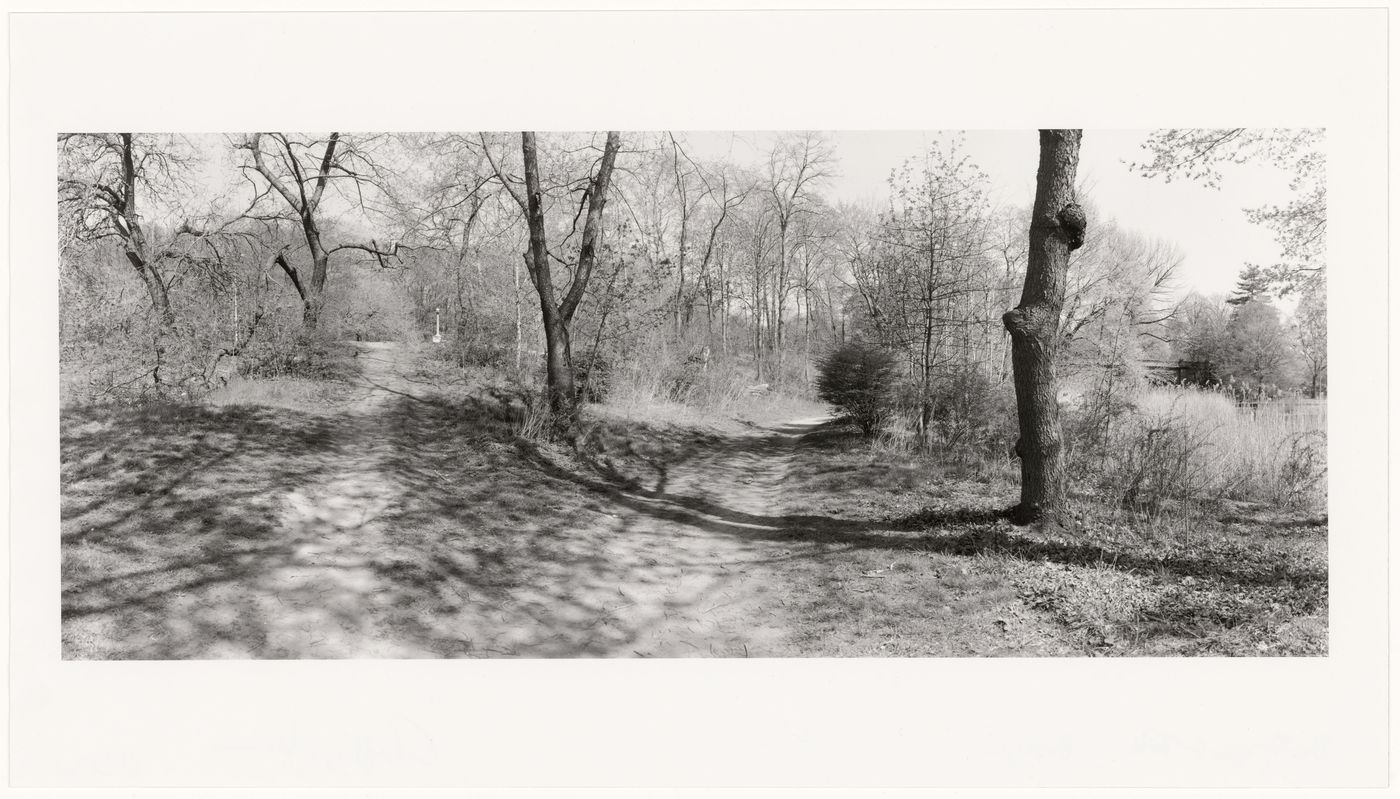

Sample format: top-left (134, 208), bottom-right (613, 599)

top-left (114, 134), bottom-right (175, 327)
top-left (246, 132), bottom-right (342, 332)
top-left (512, 131), bottom-right (621, 435)
top-left (1003, 129), bottom-right (1085, 527)
top-left (518, 133), bottom-right (575, 422)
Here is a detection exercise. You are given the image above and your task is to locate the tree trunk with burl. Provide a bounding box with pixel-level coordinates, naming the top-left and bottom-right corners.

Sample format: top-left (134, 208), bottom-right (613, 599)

top-left (1003, 130), bottom-right (1085, 527)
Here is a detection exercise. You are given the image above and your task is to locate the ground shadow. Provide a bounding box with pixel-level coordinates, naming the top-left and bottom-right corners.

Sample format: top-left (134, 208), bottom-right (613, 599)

top-left (60, 384), bottom-right (1325, 659)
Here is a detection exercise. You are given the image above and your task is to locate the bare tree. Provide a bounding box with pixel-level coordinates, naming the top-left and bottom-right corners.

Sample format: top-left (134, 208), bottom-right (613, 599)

top-left (668, 134), bottom-right (753, 338)
top-left (409, 134), bottom-right (512, 358)
top-left (765, 133), bottom-right (837, 374)
top-left (58, 133), bottom-right (200, 326)
top-left (485, 131), bottom-right (623, 432)
top-left (238, 132), bottom-right (404, 330)
top-left (1003, 130), bottom-right (1085, 527)
top-left (58, 132), bottom-right (256, 389)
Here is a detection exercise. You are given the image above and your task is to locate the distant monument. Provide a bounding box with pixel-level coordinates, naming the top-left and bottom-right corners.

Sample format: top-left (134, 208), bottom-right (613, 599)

top-left (432, 307), bottom-right (443, 344)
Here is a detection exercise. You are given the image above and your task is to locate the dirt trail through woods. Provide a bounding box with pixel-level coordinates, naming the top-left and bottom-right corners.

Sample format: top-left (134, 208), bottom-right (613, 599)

top-left (62, 341), bottom-right (829, 658)
top-left (263, 342), bottom-right (433, 657)
top-left (282, 342), bottom-right (828, 657)
top-left (556, 415), bottom-right (830, 657)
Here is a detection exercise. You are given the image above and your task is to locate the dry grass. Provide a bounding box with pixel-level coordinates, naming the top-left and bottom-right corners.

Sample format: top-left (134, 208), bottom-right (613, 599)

top-left (784, 420), bottom-right (1327, 656)
top-left (60, 342), bottom-right (1326, 659)
top-left (602, 359), bottom-right (828, 429)
top-left (1107, 388), bottom-right (1327, 510)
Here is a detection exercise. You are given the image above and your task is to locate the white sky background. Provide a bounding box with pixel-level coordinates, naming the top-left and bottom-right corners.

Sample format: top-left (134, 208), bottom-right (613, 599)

top-left (684, 129), bottom-right (1294, 299)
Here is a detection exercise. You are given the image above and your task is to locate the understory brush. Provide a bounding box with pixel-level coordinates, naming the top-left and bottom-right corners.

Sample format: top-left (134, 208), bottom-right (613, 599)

top-left (235, 333), bottom-right (360, 382)
top-left (61, 315), bottom-right (242, 406)
top-left (868, 370), bottom-right (1019, 471)
top-left (1068, 387), bottom-right (1327, 514)
top-left (601, 344), bottom-right (825, 427)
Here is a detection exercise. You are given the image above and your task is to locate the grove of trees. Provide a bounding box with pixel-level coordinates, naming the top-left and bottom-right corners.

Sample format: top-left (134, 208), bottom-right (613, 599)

top-left (59, 129), bottom-right (1326, 523)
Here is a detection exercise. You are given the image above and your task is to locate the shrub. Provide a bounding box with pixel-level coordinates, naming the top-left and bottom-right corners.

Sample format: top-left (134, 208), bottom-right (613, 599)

top-left (1083, 387), bottom-right (1328, 512)
top-left (816, 342), bottom-right (898, 436)
top-left (662, 350), bottom-right (709, 402)
top-left (459, 341), bottom-right (511, 370)
top-left (1274, 431), bottom-right (1327, 509)
top-left (928, 367), bottom-right (1015, 453)
top-left (1112, 412), bottom-right (1218, 509)
top-left (574, 350), bottom-right (613, 403)
top-left (237, 333), bottom-right (357, 381)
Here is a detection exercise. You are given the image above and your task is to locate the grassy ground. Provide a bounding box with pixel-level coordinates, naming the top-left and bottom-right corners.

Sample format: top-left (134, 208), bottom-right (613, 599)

top-left (60, 347), bottom-right (1326, 658)
top-left (778, 422), bottom-right (1328, 656)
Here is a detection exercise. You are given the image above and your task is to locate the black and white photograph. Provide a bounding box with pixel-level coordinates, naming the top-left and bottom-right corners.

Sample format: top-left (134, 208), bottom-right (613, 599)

top-left (58, 128), bottom-right (1328, 659)
top-left (10, 5), bottom-right (1390, 794)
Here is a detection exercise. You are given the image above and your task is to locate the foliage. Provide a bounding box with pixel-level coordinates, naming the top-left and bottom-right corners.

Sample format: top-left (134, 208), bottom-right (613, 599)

top-left (815, 342), bottom-right (899, 435)
top-left (1226, 264), bottom-right (1273, 306)
top-left (1167, 292), bottom-right (1232, 368)
top-left (56, 130), bottom-right (1327, 532)
top-left (1131, 128), bottom-right (1325, 292)
top-left (1165, 286), bottom-right (1315, 395)
top-left (1293, 274), bottom-right (1327, 397)
top-left (1218, 298), bottom-right (1295, 389)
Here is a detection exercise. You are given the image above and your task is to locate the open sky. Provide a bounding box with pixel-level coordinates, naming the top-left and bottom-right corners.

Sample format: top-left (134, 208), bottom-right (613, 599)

top-left (179, 130), bottom-right (1301, 303)
top-left (683, 130), bottom-right (1296, 300)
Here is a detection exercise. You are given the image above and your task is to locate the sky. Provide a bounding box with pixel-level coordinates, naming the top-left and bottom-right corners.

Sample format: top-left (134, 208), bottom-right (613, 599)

top-left (173, 130), bottom-right (1301, 303)
top-left (682, 130), bottom-right (1296, 300)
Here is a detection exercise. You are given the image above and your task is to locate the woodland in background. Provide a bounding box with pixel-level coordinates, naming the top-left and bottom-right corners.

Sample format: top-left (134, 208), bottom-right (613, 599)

top-left (58, 130), bottom-right (1327, 518)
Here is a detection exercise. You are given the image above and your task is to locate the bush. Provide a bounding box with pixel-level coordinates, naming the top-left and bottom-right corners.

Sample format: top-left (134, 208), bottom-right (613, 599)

top-left (816, 342), bottom-right (898, 436)
top-left (574, 350), bottom-right (613, 403)
top-left (1112, 413), bottom-right (1218, 509)
top-left (1081, 387), bottom-right (1328, 512)
top-left (237, 333), bottom-right (357, 381)
top-left (662, 350), bottom-right (709, 402)
top-left (459, 341), bottom-right (512, 370)
top-left (927, 367), bottom-right (1015, 454)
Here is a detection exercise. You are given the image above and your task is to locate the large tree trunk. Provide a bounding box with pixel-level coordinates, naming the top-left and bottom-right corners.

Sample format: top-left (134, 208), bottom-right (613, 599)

top-left (541, 299), bottom-right (575, 418)
top-left (513, 130), bottom-right (621, 436)
top-left (1003, 130), bottom-right (1085, 527)
top-left (519, 133), bottom-right (572, 422)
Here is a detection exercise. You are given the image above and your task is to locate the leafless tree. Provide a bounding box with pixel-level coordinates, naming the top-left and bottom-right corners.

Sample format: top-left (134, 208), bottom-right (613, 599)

top-left (484, 131), bottom-right (623, 433)
top-left (238, 132), bottom-right (405, 330)
top-left (58, 133), bottom-right (206, 326)
top-left (58, 132), bottom-right (259, 388)
top-left (764, 133), bottom-right (837, 373)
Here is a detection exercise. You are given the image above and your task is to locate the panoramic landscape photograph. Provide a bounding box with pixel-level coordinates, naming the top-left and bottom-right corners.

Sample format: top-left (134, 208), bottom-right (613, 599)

top-left (58, 128), bottom-right (1327, 659)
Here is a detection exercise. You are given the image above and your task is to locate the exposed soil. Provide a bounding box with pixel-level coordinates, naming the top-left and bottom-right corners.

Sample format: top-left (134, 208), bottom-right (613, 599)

top-left (61, 343), bottom-right (1324, 659)
top-left (60, 344), bottom-right (875, 657)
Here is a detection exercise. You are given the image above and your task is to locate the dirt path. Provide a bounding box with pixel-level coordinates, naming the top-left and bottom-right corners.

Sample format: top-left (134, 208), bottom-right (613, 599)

top-left (337, 342), bottom-right (830, 657)
top-left (62, 342), bottom-right (830, 658)
top-left (550, 416), bottom-right (830, 657)
top-left (263, 342), bottom-right (433, 657)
